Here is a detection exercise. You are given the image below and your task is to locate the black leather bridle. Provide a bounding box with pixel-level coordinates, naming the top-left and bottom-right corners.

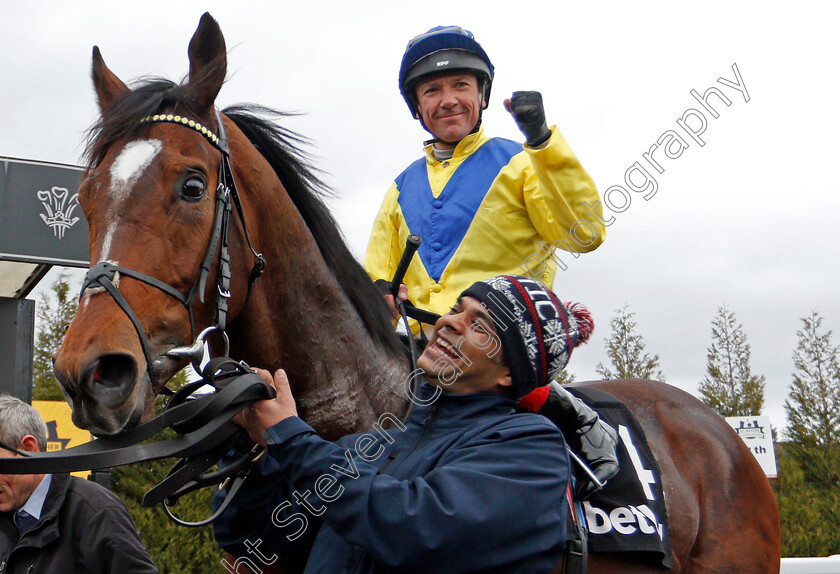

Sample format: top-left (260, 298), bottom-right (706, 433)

top-left (81, 110), bottom-right (266, 387)
top-left (0, 111), bottom-right (274, 527)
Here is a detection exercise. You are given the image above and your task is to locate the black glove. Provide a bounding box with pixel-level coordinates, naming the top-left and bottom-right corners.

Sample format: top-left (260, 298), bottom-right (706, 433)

top-left (508, 91), bottom-right (551, 147)
top-left (373, 278), bottom-right (392, 296)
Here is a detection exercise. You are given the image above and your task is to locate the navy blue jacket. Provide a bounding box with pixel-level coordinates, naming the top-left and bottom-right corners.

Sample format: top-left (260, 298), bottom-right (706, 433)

top-left (214, 384), bottom-right (570, 573)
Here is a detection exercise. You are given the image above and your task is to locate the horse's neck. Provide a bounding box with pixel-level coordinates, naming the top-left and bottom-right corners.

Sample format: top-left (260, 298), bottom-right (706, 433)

top-left (229, 215), bottom-right (409, 440)
top-left (236, 271), bottom-right (409, 439)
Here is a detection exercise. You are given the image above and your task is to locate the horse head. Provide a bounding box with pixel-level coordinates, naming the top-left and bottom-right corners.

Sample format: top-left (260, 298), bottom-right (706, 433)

top-left (54, 14), bottom-right (249, 434)
top-left (55, 13), bottom-right (405, 437)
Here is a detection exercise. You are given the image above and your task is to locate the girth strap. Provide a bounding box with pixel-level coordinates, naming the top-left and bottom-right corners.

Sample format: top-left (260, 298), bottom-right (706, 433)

top-left (562, 485), bottom-right (589, 574)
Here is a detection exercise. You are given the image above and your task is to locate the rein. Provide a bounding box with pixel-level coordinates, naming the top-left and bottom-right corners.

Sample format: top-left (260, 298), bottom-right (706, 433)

top-left (0, 358), bottom-right (274, 527)
top-left (81, 110), bottom-right (266, 387)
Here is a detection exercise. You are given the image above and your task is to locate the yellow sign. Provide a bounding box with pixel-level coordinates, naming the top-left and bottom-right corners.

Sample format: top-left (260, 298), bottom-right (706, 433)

top-left (32, 401), bottom-right (93, 479)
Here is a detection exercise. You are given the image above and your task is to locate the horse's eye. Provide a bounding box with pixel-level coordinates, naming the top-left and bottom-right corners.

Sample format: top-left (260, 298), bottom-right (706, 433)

top-left (182, 176), bottom-right (206, 200)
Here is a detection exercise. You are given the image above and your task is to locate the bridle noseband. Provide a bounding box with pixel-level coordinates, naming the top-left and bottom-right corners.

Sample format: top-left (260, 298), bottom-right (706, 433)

top-left (81, 110), bottom-right (266, 387)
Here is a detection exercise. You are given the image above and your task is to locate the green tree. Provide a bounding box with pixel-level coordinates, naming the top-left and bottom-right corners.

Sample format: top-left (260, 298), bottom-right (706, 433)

top-left (111, 369), bottom-right (224, 573)
top-left (698, 305), bottom-right (766, 416)
top-left (32, 271), bottom-right (78, 400)
top-left (596, 306), bottom-right (665, 381)
top-left (772, 443), bottom-right (840, 556)
top-left (784, 311), bottom-right (840, 487)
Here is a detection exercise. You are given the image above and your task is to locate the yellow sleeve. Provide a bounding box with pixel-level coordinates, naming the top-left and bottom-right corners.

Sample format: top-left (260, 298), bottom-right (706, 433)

top-left (364, 183), bottom-right (404, 283)
top-left (522, 126), bottom-right (606, 253)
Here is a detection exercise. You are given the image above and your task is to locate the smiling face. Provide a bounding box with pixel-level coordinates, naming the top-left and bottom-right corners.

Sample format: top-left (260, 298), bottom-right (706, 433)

top-left (414, 72), bottom-right (484, 147)
top-left (418, 296), bottom-right (512, 395)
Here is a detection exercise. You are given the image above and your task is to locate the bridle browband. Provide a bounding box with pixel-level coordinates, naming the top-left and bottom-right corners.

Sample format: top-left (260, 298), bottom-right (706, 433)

top-left (81, 110), bottom-right (266, 388)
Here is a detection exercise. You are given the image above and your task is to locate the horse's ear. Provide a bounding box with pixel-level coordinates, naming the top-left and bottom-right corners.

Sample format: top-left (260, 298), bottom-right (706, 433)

top-left (92, 46), bottom-right (129, 113)
top-left (187, 12), bottom-right (227, 112)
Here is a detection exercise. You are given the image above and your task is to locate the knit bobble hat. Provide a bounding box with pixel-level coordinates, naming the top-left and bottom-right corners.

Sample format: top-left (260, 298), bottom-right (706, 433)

top-left (460, 275), bottom-right (593, 398)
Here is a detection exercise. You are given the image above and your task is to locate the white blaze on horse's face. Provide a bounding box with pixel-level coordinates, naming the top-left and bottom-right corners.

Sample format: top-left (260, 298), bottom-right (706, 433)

top-left (101, 139), bottom-right (162, 261)
top-left (81, 139), bottom-right (163, 311)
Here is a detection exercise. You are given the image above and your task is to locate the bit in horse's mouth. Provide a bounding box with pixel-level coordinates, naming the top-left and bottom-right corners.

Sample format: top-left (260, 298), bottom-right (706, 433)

top-left (151, 353), bottom-right (189, 387)
top-left (164, 340), bottom-right (205, 367)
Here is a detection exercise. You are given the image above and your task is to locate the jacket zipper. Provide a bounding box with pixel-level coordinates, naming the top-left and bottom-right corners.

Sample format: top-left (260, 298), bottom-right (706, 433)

top-left (378, 404), bottom-right (438, 478)
top-left (378, 453), bottom-right (397, 474)
top-left (413, 404), bottom-right (438, 451)
top-left (350, 404), bottom-right (439, 573)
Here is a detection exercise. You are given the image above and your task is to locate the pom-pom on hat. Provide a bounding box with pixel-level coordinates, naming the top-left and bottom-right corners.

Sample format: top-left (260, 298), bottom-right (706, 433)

top-left (460, 275), bottom-right (593, 397)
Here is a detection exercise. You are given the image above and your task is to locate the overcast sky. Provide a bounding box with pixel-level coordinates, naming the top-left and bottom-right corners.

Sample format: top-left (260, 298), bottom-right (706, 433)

top-left (2, 1), bottom-right (838, 437)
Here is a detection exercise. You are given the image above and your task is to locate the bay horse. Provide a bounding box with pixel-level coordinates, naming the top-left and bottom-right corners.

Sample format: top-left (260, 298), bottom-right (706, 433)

top-left (53, 13), bottom-right (780, 573)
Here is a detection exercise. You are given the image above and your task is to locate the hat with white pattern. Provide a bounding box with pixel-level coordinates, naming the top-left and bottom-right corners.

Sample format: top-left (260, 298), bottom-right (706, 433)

top-left (460, 275), bottom-right (593, 397)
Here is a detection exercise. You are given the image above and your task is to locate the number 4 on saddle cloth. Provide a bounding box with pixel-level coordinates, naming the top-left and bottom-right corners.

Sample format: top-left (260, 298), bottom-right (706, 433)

top-left (519, 383), bottom-right (674, 569)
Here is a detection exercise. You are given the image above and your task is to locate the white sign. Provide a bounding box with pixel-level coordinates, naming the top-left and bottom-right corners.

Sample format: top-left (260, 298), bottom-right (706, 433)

top-left (725, 416), bottom-right (778, 478)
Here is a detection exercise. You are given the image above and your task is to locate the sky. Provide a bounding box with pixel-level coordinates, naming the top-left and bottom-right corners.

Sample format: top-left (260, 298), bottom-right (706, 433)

top-left (2, 1), bottom-right (838, 438)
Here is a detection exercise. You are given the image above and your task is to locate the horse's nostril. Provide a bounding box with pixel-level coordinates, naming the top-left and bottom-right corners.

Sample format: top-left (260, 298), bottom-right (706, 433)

top-left (82, 354), bottom-right (138, 403)
top-left (94, 354), bottom-right (137, 387)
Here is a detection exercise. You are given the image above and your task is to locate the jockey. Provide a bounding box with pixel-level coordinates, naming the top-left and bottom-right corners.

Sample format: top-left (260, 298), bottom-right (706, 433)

top-left (365, 25), bottom-right (606, 326)
top-left (364, 25), bottom-right (618, 498)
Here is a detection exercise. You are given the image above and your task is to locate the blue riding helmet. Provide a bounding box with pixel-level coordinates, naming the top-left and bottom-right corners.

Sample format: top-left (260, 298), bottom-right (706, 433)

top-left (399, 26), bottom-right (494, 118)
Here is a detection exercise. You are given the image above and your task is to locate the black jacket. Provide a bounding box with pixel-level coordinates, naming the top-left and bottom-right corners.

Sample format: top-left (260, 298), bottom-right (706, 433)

top-left (0, 473), bottom-right (158, 573)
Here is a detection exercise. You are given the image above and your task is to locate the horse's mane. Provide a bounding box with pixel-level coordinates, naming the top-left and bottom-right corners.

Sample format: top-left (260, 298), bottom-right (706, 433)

top-left (85, 78), bottom-right (403, 356)
top-left (223, 104), bottom-right (404, 355)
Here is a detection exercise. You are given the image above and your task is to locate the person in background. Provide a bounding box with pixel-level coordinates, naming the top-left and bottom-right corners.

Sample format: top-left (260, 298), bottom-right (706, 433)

top-left (0, 394), bottom-right (158, 574)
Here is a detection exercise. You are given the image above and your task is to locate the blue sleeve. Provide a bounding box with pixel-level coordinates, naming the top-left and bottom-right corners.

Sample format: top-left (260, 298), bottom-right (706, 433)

top-left (264, 415), bottom-right (569, 572)
top-left (212, 424), bottom-right (340, 558)
top-left (212, 451), bottom-right (318, 558)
